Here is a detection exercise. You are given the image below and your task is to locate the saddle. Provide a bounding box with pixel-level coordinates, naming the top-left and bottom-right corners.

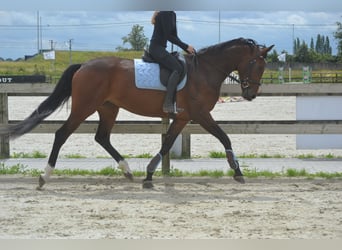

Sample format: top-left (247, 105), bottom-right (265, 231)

top-left (142, 50), bottom-right (187, 87)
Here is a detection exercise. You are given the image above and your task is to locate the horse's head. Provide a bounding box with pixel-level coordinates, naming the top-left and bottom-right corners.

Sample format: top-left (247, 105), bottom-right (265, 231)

top-left (237, 44), bottom-right (274, 101)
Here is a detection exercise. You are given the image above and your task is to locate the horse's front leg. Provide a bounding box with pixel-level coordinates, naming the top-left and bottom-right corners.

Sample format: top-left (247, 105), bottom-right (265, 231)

top-left (143, 118), bottom-right (188, 188)
top-left (194, 113), bottom-right (245, 184)
top-left (225, 149), bottom-right (245, 183)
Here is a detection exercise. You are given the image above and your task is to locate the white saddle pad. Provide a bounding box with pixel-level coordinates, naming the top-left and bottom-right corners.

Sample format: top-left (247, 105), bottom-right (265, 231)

top-left (134, 59), bottom-right (186, 91)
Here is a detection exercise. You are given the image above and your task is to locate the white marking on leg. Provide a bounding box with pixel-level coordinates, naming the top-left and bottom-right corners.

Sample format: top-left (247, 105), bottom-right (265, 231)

top-left (118, 160), bottom-right (132, 174)
top-left (41, 164), bottom-right (54, 182)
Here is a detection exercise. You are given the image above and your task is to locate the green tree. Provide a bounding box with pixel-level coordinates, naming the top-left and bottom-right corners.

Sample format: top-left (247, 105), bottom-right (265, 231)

top-left (294, 41), bottom-right (314, 63)
top-left (315, 34), bottom-right (323, 54)
top-left (324, 36), bottom-right (332, 54)
top-left (294, 34), bottom-right (333, 63)
top-left (293, 38), bottom-right (300, 54)
top-left (310, 38), bottom-right (314, 51)
top-left (120, 24), bottom-right (148, 51)
top-left (313, 35), bottom-right (332, 55)
top-left (334, 21), bottom-right (342, 57)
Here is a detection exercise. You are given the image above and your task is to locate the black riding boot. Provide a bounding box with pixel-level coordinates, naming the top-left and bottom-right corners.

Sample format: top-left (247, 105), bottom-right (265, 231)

top-left (163, 71), bottom-right (182, 113)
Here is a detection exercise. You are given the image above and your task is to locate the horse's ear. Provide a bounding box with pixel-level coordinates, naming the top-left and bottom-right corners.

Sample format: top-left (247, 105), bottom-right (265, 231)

top-left (261, 45), bottom-right (274, 58)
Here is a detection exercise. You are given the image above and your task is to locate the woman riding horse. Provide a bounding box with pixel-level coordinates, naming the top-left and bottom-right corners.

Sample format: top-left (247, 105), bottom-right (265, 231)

top-left (149, 11), bottom-right (196, 114)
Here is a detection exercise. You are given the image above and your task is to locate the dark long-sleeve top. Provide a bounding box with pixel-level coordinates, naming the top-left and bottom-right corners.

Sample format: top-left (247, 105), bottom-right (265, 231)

top-left (150, 11), bottom-right (188, 51)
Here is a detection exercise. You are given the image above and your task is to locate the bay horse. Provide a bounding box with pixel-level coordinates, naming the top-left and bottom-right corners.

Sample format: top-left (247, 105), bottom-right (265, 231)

top-left (1, 38), bottom-right (273, 189)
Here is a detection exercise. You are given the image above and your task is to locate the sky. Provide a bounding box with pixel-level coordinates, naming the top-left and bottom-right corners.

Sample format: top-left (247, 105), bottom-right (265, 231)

top-left (0, 0), bottom-right (341, 59)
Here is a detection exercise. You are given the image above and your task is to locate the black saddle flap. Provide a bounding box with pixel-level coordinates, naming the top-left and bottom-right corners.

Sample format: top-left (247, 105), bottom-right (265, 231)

top-left (142, 50), bottom-right (155, 63)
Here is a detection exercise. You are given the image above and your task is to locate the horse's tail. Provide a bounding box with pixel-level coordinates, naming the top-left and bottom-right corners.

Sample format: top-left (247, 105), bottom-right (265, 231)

top-left (0, 64), bottom-right (82, 139)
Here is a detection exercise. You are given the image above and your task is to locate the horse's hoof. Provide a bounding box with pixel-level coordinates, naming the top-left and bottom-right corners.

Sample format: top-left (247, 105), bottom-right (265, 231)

top-left (124, 172), bottom-right (134, 181)
top-left (36, 175), bottom-right (46, 190)
top-left (142, 180), bottom-right (154, 189)
top-left (233, 175), bottom-right (245, 184)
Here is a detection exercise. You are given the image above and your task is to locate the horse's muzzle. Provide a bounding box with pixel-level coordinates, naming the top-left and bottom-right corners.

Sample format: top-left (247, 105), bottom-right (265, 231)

top-left (244, 95), bottom-right (256, 101)
top-left (242, 88), bottom-right (257, 101)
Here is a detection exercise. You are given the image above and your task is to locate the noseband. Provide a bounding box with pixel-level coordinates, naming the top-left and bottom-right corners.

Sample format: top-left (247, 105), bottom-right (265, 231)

top-left (227, 56), bottom-right (264, 89)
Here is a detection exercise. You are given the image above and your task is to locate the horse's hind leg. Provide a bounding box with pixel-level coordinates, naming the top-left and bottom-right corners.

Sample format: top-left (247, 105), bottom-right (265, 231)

top-left (38, 112), bottom-right (92, 189)
top-left (95, 102), bottom-right (133, 180)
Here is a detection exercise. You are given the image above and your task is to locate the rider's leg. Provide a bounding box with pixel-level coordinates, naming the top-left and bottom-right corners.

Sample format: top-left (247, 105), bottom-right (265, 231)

top-left (163, 70), bottom-right (180, 113)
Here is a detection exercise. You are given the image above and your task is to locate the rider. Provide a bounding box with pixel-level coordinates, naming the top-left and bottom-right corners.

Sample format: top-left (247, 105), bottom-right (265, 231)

top-left (149, 11), bottom-right (195, 114)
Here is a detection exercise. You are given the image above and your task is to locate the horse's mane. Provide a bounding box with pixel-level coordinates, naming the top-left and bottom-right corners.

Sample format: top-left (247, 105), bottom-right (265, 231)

top-left (196, 38), bottom-right (260, 55)
top-left (187, 38), bottom-right (263, 72)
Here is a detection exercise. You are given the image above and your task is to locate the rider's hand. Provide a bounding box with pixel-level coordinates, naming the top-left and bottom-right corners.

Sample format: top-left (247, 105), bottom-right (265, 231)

top-left (187, 45), bottom-right (196, 54)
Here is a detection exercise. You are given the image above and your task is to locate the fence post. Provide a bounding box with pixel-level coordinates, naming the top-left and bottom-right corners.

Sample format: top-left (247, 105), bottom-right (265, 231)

top-left (161, 117), bottom-right (170, 174)
top-left (181, 132), bottom-right (191, 158)
top-left (0, 93), bottom-right (9, 158)
top-left (303, 66), bottom-right (311, 83)
top-left (278, 67), bottom-right (284, 83)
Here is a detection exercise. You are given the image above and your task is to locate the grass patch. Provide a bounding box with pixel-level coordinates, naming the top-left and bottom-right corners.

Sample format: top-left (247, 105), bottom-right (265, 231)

top-left (297, 154), bottom-right (315, 159)
top-left (286, 168), bottom-right (308, 177)
top-left (166, 168), bottom-right (187, 177)
top-left (297, 153), bottom-right (342, 159)
top-left (260, 154), bottom-right (285, 158)
top-left (324, 153), bottom-right (335, 159)
top-left (209, 152), bottom-right (287, 159)
top-left (11, 151), bottom-right (47, 158)
top-left (314, 171), bottom-right (342, 179)
top-left (97, 167), bottom-right (119, 176)
top-left (239, 154), bottom-right (259, 158)
top-left (209, 151), bottom-right (226, 158)
top-left (135, 153), bottom-right (153, 158)
top-left (0, 163), bottom-right (42, 176)
top-left (240, 153), bottom-right (286, 158)
top-left (119, 153), bottom-right (153, 159)
top-left (209, 152), bottom-right (341, 159)
top-left (194, 169), bottom-right (225, 178)
top-left (1, 163), bottom-right (341, 179)
top-left (0, 163), bottom-right (26, 174)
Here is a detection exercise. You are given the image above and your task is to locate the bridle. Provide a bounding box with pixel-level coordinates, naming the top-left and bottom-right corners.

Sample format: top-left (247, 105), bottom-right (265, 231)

top-left (193, 52), bottom-right (265, 89)
top-left (230, 55), bottom-right (265, 89)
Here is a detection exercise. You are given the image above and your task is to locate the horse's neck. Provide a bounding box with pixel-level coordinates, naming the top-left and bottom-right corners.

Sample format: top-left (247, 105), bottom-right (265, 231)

top-left (215, 47), bottom-right (243, 72)
top-left (198, 51), bottom-right (239, 86)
